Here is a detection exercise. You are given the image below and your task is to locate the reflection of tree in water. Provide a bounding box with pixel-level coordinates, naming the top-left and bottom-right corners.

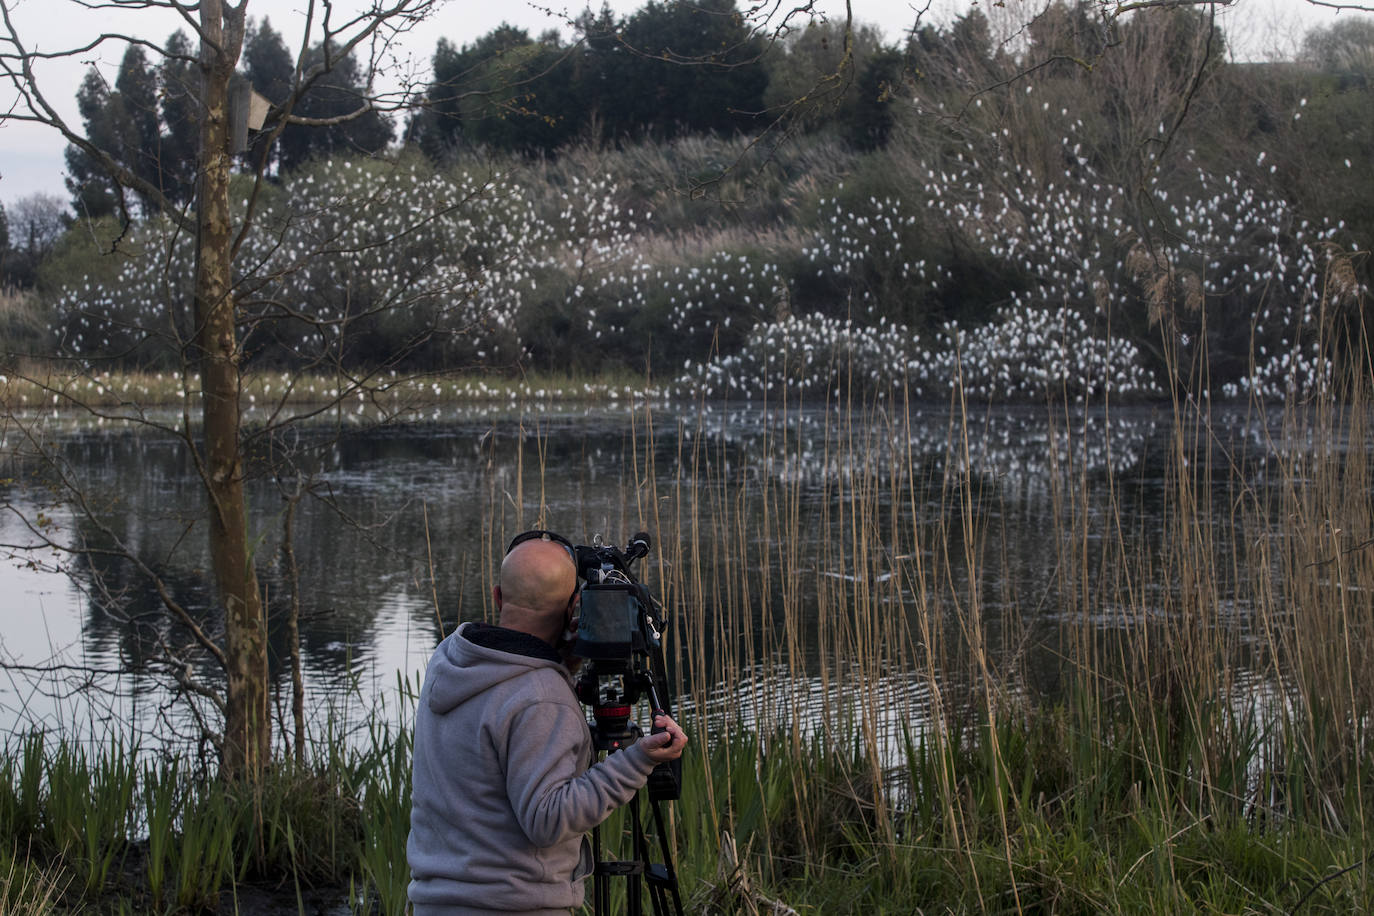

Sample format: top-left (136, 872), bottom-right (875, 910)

top-left (52, 411), bottom-right (687, 711)
top-left (56, 424), bottom-right (474, 709)
top-left (4, 403), bottom-right (1322, 742)
top-left (682, 404), bottom-right (1160, 490)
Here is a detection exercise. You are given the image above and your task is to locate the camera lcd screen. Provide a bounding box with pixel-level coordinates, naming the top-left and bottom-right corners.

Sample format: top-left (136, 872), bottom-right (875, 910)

top-left (573, 585), bottom-right (637, 661)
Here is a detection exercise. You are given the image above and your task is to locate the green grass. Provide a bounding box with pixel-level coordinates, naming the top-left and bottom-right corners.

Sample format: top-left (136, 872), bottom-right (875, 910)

top-left (0, 723), bottom-right (399, 913)
top-left (3, 688), bottom-right (1374, 913)
top-left (670, 705), bottom-right (1374, 914)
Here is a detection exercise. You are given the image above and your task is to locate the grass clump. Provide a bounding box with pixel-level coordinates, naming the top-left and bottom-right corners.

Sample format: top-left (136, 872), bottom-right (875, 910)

top-left (0, 845), bottom-right (65, 915)
top-left (0, 719), bottom-right (408, 913)
top-left (4, 670), bottom-right (1374, 912)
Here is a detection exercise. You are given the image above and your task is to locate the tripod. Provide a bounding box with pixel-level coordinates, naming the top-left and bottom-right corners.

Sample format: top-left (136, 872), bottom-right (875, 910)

top-left (587, 708), bottom-right (684, 916)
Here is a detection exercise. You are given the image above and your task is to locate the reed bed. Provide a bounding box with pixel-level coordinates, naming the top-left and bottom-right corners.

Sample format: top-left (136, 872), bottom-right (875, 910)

top-left (393, 347), bottom-right (1353, 909)
top-left (614, 349), bottom-right (1374, 910)
top-left (4, 344), bottom-right (1374, 911)
top-left (439, 342), bottom-right (1374, 911)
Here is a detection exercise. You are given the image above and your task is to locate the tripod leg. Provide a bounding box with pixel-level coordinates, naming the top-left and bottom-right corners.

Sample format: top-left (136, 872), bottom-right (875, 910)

top-left (592, 823), bottom-right (608, 915)
top-left (627, 792), bottom-right (644, 916)
top-left (646, 796), bottom-right (684, 916)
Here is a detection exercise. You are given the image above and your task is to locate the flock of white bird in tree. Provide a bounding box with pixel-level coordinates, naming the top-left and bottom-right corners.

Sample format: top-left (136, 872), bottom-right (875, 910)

top-left (51, 112), bottom-right (1360, 404)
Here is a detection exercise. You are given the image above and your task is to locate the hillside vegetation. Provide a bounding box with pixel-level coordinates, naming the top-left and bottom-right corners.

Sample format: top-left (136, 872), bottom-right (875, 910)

top-left (3, 1), bottom-right (1371, 403)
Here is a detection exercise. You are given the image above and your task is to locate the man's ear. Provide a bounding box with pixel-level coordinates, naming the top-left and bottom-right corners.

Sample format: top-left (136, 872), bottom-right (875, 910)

top-left (492, 585), bottom-right (502, 610)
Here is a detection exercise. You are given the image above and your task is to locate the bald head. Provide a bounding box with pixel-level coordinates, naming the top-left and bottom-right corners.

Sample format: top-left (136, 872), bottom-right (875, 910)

top-left (495, 538), bottom-right (578, 643)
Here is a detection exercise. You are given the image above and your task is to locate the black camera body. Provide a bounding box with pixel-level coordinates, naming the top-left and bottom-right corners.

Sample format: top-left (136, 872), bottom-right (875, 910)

top-left (569, 534), bottom-right (680, 802)
top-left (572, 583), bottom-right (651, 663)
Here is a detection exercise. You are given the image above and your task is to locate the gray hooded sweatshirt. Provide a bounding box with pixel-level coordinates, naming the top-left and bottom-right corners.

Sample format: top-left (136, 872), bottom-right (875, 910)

top-left (407, 622), bottom-right (658, 915)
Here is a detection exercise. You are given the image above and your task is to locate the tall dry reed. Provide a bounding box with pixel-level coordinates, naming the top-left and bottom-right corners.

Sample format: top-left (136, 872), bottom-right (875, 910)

top-left (3, 307), bottom-right (1365, 912)
top-left (465, 308), bottom-right (1374, 909)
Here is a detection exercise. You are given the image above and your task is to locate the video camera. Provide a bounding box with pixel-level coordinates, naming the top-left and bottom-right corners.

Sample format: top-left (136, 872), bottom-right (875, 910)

top-left (570, 532), bottom-right (680, 802)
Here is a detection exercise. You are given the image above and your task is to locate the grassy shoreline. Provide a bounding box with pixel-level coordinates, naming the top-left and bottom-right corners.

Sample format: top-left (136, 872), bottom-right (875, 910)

top-left (0, 367), bottom-right (673, 413)
top-left (5, 695), bottom-right (1374, 914)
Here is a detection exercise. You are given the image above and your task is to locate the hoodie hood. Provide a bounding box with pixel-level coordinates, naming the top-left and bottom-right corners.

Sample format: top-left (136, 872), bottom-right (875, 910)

top-left (425, 621), bottom-right (571, 715)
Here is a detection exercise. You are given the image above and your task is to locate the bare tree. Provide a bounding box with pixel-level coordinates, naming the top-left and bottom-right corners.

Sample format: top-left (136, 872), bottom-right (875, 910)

top-left (0, 0), bottom-right (455, 782)
top-left (1, 192), bottom-right (69, 286)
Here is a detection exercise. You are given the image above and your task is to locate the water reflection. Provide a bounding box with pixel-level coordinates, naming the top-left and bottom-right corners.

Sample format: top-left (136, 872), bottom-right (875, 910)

top-left (683, 656), bottom-right (942, 761)
top-left (0, 402), bottom-right (1338, 747)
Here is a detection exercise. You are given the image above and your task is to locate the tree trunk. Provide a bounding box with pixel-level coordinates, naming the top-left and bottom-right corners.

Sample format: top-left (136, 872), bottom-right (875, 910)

top-left (195, 1), bottom-right (266, 781)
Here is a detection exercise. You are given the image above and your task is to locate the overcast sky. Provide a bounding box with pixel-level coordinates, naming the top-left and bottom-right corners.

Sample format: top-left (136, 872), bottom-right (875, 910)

top-left (0, 0), bottom-right (1348, 210)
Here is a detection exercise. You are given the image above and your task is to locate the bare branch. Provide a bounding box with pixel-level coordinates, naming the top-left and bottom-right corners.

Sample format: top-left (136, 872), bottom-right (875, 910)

top-left (0, 5), bottom-right (190, 227)
top-left (1301, 0), bottom-right (1374, 11)
top-left (1108, 0), bottom-right (1234, 11)
top-left (280, 100), bottom-right (377, 127)
top-left (1, 419), bottom-right (228, 671)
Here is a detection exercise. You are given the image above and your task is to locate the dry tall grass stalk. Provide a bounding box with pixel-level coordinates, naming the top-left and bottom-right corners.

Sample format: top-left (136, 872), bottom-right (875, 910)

top-left (474, 300), bottom-right (1373, 893)
top-left (0, 849), bottom-right (64, 916)
top-left (740, 359), bottom-right (1353, 862)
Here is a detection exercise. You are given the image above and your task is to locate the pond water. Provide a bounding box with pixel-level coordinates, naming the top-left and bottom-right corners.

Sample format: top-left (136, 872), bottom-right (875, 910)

top-left (0, 399), bottom-right (1333, 752)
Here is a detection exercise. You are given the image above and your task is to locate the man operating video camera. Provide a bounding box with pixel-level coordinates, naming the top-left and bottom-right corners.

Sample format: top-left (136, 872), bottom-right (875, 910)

top-left (406, 529), bottom-right (687, 916)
